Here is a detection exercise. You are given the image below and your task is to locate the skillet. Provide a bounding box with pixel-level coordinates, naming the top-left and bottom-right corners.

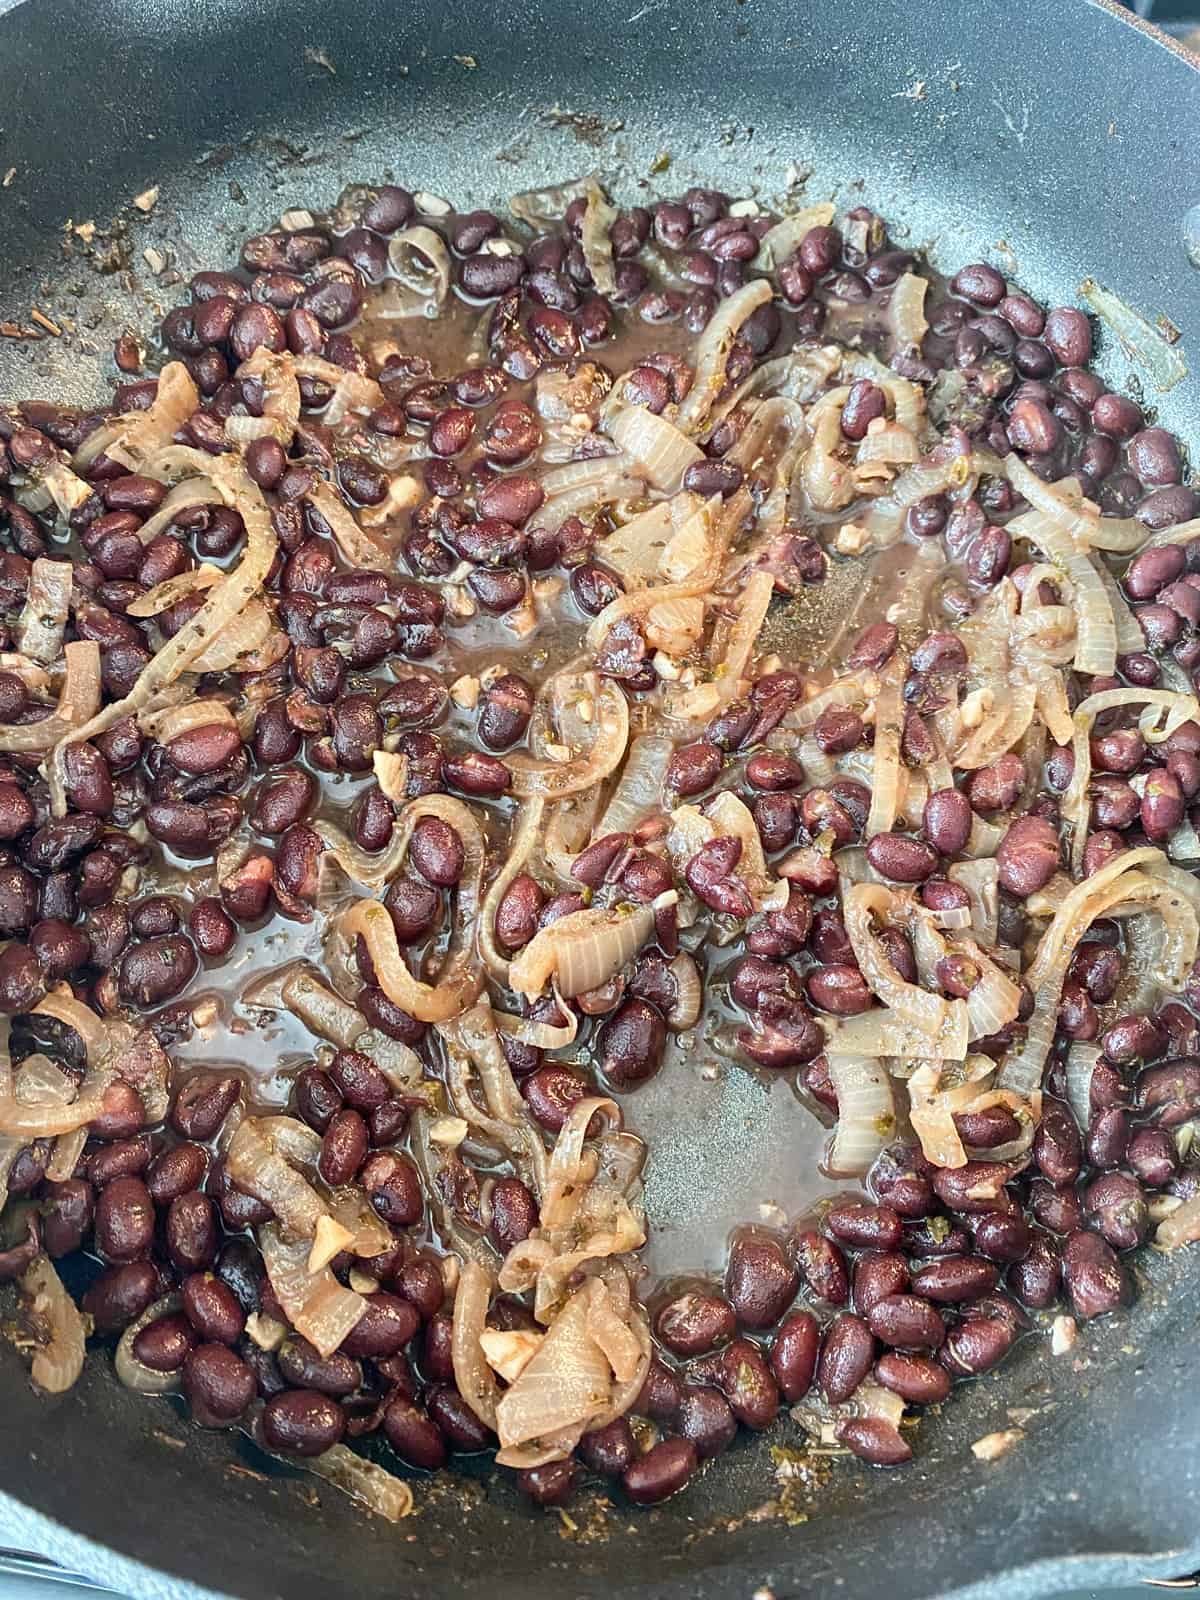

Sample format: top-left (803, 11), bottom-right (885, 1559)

top-left (0, 1), bottom-right (1199, 1595)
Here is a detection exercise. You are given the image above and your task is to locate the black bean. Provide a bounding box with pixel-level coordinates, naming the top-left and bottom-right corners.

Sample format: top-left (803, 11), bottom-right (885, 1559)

top-left (817, 1312), bottom-right (875, 1403)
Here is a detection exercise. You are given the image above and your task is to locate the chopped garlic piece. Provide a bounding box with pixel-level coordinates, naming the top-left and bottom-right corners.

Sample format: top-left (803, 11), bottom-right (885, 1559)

top-left (450, 675), bottom-right (481, 709)
top-left (429, 1115), bottom-right (469, 1147)
top-left (653, 651), bottom-right (682, 680)
top-left (133, 185), bottom-right (159, 213)
top-left (414, 191), bottom-right (452, 217)
top-left (480, 1328), bottom-right (544, 1383)
top-left (245, 1312), bottom-right (288, 1351)
top-left (971, 1428), bottom-right (1024, 1461)
top-left (575, 695), bottom-right (594, 725)
top-left (308, 1215), bottom-right (355, 1274)
top-left (280, 208), bottom-right (315, 231)
top-left (959, 687), bottom-right (994, 730)
top-left (834, 522), bottom-right (870, 555)
top-left (348, 1267), bottom-right (380, 1295)
top-left (1050, 1315), bottom-right (1077, 1355)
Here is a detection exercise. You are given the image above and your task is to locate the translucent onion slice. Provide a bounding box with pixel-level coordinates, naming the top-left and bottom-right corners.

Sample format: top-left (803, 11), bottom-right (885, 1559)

top-left (259, 1224), bottom-right (366, 1358)
top-left (227, 1117), bottom-right (326, 1238)
top-left (843, 883), bottom-right (968, 1054)
top-left (948, 859), bottom-right (1001, 944)
top-left (508, 676), bottom-right (630, 799)
top-left (225, 347), bottom-right (300, 449)
top-left (140, 697), bottom-right (236, 744)
top-left (17, 559), bottom-right (72, 664)
top-left (478, 796), bottom-right (546, 982)
top-left (508, 899), bottom-right (660, 1002)
top-left (596, 734), bottom-right (673, 838)
top-left (675, 278), bottom-right (773, 436)
top-left (865, 659), bottom-right (905, 837)
top-left (116, 1292), bottom-right (184, 1396)
top-left (888, 271), bottom-right (929, 355)
top-left (1007, 506), bottom-right (1116, 677)
top-left (48, 453), bottom-right (277, 815)
top-left (73, 361), bottom-right (200, 474)
top-left (907, 1059), bottom-right (993, 1169)
top-left (607, 403), bottom-right (703, 492)
top-left (495, 1284), bottom-right (612, 1452)
top-left (1155, 1192), bottom-right (1200, 1251)
top-left (382, 225), bottom-right (451, 318)
top-left (306, 479), bottom-right (389, 569)
top-left (19, 1255), bottom-right (86, 1393)
top-left (827, 1055), bottom-right (896, 1176)
top-left (127, 565), bottom-right (224, 619)
top-left (599, 494), bottom-right (697, 582)
top-left (452, 1258), bottom-right (501, 1431)
top-left (580, 177), bottom-right (618, 296)
top-left (753, 201), bottom-right (835, 271)
top-left (0, 641), bottom-right (101, 757)
top-left (541, 1096), bottom-right (621, 1228)
top-left (129, 479), bottom-right (222, 547)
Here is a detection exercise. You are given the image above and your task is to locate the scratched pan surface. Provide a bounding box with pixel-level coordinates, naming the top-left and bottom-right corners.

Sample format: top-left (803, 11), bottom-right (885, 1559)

top-left (1, 1), bottom-right (1200, 1596)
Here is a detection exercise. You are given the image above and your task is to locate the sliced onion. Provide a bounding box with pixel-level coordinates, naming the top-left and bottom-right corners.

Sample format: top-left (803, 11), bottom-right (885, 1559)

top-left (381, 226), bottom-right (451, 318)
top-left (227, 1117), bottom-right (326, 1237)
top-left (139, 698), bottom-right (236, 746)
top-left (753, 201), bottom-right (835, 271)
top-left (20, 1255), bottom-right (85, 1393)
top-left (675, 279), bottom-right (773, 436)
top-left (581, 177), bottom-right (618, 297)
top-left (306, 479), bottom-right (388, 568)
top-left (596, 734), bottom-right (673, 837)
top-left (129, 479), bottom-right (222, 547)
top-left (843, 884), bottom-right (968, 1054)
top-left (226, 347), bottom-right (300, 448)
top-left (1155, 1192), bottom-right (1200, 1251)
top-left (48, 453), bottom-right (276, 815)
top-left (0, 640), bottom-right (100, 757)
top-left (339, 796), bottom-right (484, 1022)
top-left (948, 859), bottom-right (1001, 945)
top-left (478, 797), bottom-right (546, 982)
top-left (541, 1096), bottom-right (621, 1227)
top-left (496, 1283), bottom-right (612, 1453)
top-left (539, 457), bottom-right (645, 530)
top-left (291, 358), bottom-right (384, 424)
top-left (452, 1257), bottom-right (500, 1430)
top-left (16, 559), bottom-right (72, 664)
top-left (665, 952), bottom-right (702, 1029)
top-left (865, 659), bottom-right (905, 837)
top-left (259, 1223), bottom-right (366, 1358)
top-left (508, 674), bottom-right (630, 799)
top-left (827, 1056), bottom-right (896, 1176)
top-left (508, 900), bottom-right (658, 1002)
top-left (44, 1125), bottom-right (87, 1184)
top-left (127, 565), bottom-right (223, 619)
top-left (116, 1292), bottom-right (184, 1395)
top-left (598, 494), bottom-right (692, 581)
top-left (1006, 506), bottom-right (1116, 677)
top-left (888, 271), bottom-right (929, 355)
top-left (73, 361), bottom-right (200, 473)
top-left (607, 403), bottom-right (703, 492)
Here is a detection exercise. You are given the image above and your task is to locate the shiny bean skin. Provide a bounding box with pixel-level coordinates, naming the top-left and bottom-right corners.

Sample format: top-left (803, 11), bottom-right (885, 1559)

top-left (769, 1310), bottom-right (820, 1400)
top-left (716, 1337), bottom-right (779, 1428)
top-left (866, 1294), bottom-right (946, 1350)
top-left (623, 1438), bottom-right (698, 1504)
top-left (836, 1416), bottom-right (913, 1467)
top-left (852, 1252), bottom-right (910, 1318)
top-left (262, 1390), bottom-right (346, 1457)
top-left (910, 1256), bottom-right (1000, 1304)
top-left (791, 1228), bottom-right (850, 1305)
top-left (95, 1176), bottom-right (155, 1262)
top-left (676, 1385), bottom-right (738, 1461)
top-left (181, 1271), bottom-right (246, 1345)
top-left (825, 1201), bottom-right (903, 1252)
top-left (725, 1233), bottom-right (799, 1329)
top-left (817, 1313), bottom-right (875, 1403)
top-left (875, 1350), bottom-right (952, 1405)
top-left (1062, 1229), bottom-right (1132, 1319)
top-left (656, 1290), bottom-right (736, 1357)
top-left (184, 1344), bottom-right (256, 1426)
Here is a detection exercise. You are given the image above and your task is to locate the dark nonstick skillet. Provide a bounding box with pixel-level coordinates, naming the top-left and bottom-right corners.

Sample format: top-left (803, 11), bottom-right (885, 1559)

top-left (0, 1), bottom-right (1198, 1596)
